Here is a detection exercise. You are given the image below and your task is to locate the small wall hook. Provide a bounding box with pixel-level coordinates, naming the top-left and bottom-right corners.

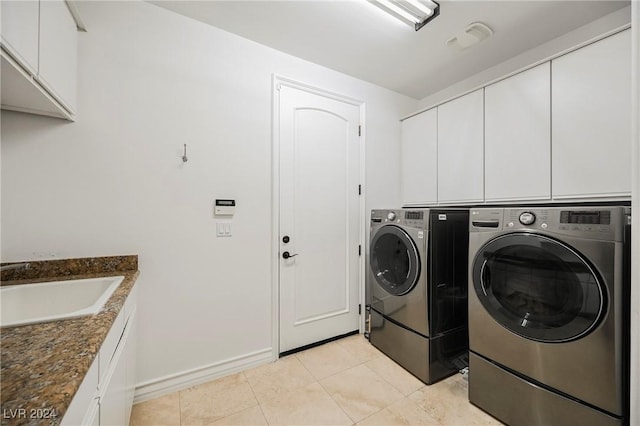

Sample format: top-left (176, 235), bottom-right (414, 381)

top-left (182, 144), bottom-right (188, 162)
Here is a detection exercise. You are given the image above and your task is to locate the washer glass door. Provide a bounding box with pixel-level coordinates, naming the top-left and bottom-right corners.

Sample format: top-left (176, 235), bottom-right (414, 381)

top-left (370, 225), bottom-right (420, 296)
top-left (472, 233), bottom-right (605, 342)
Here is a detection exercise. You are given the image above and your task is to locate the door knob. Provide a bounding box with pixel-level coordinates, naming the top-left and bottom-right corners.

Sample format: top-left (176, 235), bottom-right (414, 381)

top-left (282, 251), bottom-right (298, 259)
top-left (282, 236), bottom-right (290, 243)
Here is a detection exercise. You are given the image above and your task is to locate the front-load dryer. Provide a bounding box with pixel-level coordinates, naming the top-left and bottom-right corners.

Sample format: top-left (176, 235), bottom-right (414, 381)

top-left (468, 206), bottom-right (630, 426)
top-left (367, 208), bottom-right (469, 384)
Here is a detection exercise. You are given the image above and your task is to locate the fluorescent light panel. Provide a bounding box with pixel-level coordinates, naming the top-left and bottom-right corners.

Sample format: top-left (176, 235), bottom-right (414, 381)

top-left (369, 0), bottom-right (440, 31)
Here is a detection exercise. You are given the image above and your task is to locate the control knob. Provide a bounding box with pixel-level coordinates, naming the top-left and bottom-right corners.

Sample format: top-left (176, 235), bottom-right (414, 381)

top-left (519, 212), bottom-right (536, 226)
top-left (387, 212), bottom-right (397, 221)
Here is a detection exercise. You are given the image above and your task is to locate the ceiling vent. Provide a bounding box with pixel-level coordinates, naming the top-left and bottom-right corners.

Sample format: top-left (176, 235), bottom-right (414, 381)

top-left (446, 22), bottom-right (493, 50)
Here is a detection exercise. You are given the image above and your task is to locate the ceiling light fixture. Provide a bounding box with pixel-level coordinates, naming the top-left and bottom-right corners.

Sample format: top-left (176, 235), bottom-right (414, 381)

top-left (369, 0), bottom-right (440, 31)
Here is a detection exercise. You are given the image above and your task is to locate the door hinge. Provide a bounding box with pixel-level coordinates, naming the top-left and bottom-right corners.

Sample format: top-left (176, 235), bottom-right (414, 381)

top-left (358, 184), bottom-right (361, 195)
top-left (358, 245), bottom-right (362, 256)
top-left (358, 125), bottom-right (361, 136)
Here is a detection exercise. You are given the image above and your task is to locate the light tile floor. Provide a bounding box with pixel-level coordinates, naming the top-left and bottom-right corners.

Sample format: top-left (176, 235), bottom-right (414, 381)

top-left (130, 335), bottom-right (503, 426)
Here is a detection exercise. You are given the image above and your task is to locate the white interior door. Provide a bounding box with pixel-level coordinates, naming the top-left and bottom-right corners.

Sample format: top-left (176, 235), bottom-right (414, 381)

top-left (278, 83), bottom-right (361, 353)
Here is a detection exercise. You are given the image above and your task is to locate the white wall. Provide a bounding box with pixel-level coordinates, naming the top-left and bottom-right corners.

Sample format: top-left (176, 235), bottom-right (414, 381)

top-left (0, 0), bottom-right (417, 394)
top-left (417, 6), bottom-right (630, 111)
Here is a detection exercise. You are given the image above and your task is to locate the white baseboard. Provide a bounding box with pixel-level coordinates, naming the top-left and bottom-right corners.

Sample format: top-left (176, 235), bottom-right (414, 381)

top-left (133, 348), bottom-right (274, 404)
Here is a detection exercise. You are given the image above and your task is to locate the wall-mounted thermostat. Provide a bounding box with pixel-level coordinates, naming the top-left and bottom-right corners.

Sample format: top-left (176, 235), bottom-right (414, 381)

top-left (215, 199), bottom-right (235, 216)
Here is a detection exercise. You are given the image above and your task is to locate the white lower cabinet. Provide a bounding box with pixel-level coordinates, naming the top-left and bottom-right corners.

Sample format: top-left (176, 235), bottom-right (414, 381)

top-left (124, 314), bottom-right (137, 423)
top-left (86, 398), bottom-right (100, 426)
top-left (61, 288), bottom-right (137, 426)
top-left (100, 314), bottom-right (130, 426)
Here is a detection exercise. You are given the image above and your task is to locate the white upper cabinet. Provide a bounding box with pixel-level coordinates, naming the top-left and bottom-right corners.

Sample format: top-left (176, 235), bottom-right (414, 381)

top-left (38, 0), bottom-right (78, 113)
top-left (1, 1), bottom-right (40, 75)
top-left (0, 0), bottom-right (80, 120)
top-left (437, 89), bottom-right (484, 204)
top-left (485, 62), bottom-right (551, 202)
top-left (401, 108), bottom-right (438, 206)
top-left (552, 29), bottom-right (631, 200)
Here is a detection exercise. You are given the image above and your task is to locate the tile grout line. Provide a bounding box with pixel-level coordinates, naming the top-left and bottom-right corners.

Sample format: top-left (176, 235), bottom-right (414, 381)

top-left (240, 370), bottom-right (271, 425)
top-left (296, 338), bottom-right (373, 425)
top-left (314, 370), bottom-right (357, 425)
top-left (293, 351), bottom-right (355, 424)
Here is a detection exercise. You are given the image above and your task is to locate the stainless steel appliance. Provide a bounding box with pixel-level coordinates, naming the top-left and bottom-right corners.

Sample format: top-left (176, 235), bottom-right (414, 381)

top-left (366, 209), bottom-right (469, 384)
top-left (468, 206), bottom-right (630, 426)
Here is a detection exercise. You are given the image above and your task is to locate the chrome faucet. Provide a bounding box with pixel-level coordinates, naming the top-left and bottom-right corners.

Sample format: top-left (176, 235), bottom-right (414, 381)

top-left (0, 262), bottom-right (31, 272)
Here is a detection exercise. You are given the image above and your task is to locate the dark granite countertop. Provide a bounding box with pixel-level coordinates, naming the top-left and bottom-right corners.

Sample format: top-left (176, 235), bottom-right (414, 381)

top-left (0, 256), bottom-right (139, 426)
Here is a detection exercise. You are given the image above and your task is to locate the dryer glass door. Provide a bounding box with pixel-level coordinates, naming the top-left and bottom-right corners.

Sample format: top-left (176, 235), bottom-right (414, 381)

top-left (472, 233), bottom-right (605, 342)
top-left (370, 225), bottom-right (420, 296)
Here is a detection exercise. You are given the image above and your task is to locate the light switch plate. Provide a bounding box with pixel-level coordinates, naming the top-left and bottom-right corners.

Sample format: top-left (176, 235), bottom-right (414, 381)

top-left (216, 223), bottom-right (232, 237)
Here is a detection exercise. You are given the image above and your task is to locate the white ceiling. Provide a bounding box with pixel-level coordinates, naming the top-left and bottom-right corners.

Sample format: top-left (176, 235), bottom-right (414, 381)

top-left (150, 0), bottom-right (629, 100)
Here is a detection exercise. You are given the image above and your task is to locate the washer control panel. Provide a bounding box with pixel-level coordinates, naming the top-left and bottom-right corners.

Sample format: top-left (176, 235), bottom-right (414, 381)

top-left (370, 209), bottom-right (427, 228)
top-left (470, 207), bottom-right (626, 241)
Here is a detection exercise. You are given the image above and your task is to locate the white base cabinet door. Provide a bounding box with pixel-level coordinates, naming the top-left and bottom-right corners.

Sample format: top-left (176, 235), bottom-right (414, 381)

top-left (124, 309), bottom-right (137, 424)
top-left (552, 29), bottom-right (631, 200)
top-left (401, 108), bottom-right (438, 206)
top-left (100, 351), bottom-right (126, 426)
top-left (485, 63), bottom-right (551, 202)
top-left (437, 89), bottom-right (484, 204)
top-left (100, 308), bottom-right (136, 426)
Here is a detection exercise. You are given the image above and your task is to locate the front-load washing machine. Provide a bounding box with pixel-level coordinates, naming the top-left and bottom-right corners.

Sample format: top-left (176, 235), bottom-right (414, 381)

top-left (367, 209), bottom-right (469, 384)
top-left (468, 206), bottom-right (630, 426)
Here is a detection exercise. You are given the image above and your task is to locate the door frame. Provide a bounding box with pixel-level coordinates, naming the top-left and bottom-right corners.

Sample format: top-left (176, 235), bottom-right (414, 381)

top-left (271, 75), bottom-right (366, 360)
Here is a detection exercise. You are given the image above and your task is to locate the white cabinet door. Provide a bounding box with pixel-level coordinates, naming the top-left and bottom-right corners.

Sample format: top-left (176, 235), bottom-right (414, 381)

top-left (100, 323), bottom-right (128, 426)
top-left (0, 0), bottom-right (39, 75)
top-left (100, 358), bottom-right (126, 426)
top-left (100, 299), bottom-right (136, 426)
top-left (485, 63), bottom-right (551, 201)
top-left (437, 89), bottom-right (484, 203)
top-left (38, 0), bottom-right (77, 113)
top-left (401, 108), bottom-right (438, 206)
top-left (86, 401), bottom-right (100, 426)
top-left (552, 30), bottom-right (631, 199)
top-left (123, 310), bottom-right (137, 425)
